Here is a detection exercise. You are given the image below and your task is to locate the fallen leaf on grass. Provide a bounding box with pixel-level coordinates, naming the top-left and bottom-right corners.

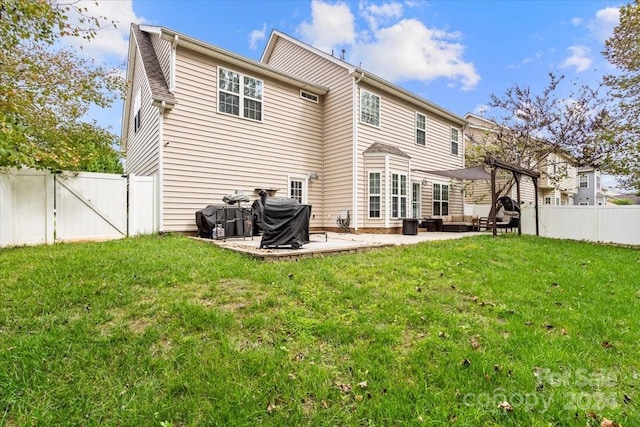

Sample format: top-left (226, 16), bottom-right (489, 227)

top-left (601, 341), bottom-right (614, 349)
top-left (357, 381), bottom-right (368, 389)
top-left (498, 401), bottom-right (513, 412)
top-left (266, 402), bottom-right (278, 413)
top-left (600, 418), bottom-right (622, 427)
top-left (336, 382), bottom-right (352, 393)
top-left (470, 337), bottom-right (481, 350)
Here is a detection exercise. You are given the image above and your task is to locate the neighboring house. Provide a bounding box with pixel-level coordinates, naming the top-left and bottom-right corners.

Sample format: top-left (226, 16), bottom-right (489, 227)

top-left (574, 167), bottom-right (607, 205)
top-left (122, 24), bottom-right (467, 233)
top-left (464, 113), bottom-right (577, 207)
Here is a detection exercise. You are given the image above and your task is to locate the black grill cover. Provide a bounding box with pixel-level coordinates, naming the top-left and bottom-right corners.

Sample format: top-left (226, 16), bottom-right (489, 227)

top-left (195, 205), bottom-right (251, 238)
top-left (260, 198), bottom-right (311, 249)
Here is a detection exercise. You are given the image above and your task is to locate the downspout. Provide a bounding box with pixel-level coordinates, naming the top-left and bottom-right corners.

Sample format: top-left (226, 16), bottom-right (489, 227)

top-left (158, 100), bottom-right (166, 232)
top-left (352, 72), bottom-right (364, 231)
top-left (170, 35), bottom-right (178, 92)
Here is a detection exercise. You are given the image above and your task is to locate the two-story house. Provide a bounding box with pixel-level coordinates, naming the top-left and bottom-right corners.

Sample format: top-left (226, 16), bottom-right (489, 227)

top-left (574, 166), bottom-right (607, 205)
top-left (122, 24), bottom-right (467, 233)
top-left (464, 113), bottom-right (577, 207)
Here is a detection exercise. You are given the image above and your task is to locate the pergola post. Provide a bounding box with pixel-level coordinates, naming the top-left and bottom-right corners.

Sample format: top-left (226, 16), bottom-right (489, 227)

top-left (491, 166), bottom-right (497, 237)
top-left (514, 172), bottom-right (522, 235)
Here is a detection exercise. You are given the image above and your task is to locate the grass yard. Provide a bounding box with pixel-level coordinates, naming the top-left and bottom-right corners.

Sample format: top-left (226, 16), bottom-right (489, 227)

top-left (0, 234), bottom-right (638, 426)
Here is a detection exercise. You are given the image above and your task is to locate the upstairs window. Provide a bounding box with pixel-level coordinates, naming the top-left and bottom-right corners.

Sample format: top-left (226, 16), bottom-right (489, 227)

top-left (416, 113), bottom-right (426, 146)
top-left (133, 89), bottom-right (141, 133)
top-left (450, 128), bottom-right (460, 155)
top-left (360, 90), bottom-right (380, 127)
top-left (218, 67), bottom-right (263, 121)
top-left (579, 174), bottom-right (588, 188)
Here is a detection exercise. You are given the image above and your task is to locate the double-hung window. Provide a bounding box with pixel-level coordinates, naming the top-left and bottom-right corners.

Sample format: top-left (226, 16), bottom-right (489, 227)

top-left (392, 173), bottom-right (407, 218)
top-left (432, 183), bottom-right (449, 216)
top-left (218, 67), bottom-right (263, 121)
top-left (416, 113), bottom-right (426, 146)
top-left (579, 174), bottom-right (588, 188)
top-left (133, 89), bottom-right (142, 133)
top-left (369, 172), bottom-right (381, 218)
top-left (450, 128), bottom-right (460, 155)
top-left (360, 90), bottom-right (380, 127)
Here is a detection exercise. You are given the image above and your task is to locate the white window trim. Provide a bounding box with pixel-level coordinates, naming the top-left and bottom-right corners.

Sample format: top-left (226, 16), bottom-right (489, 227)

top-left (412, 181), bottom-right (422, 219)
top-left (360, 89), bottom-right (381, 128)
top-left (450, 127), bottom-right (460, 156)
top-left (217, 66), bottom-right (264, 122)
top-left (579, 174), bottom-right (588, 188)
top-left (391, 172), bottom-right (408, 218)
top-left (133, 89), bottom-right (141, 133)
top-left (432, 181), bottom-right (450, 216)
top-left (416, 112), bottom-right (426, 146)
top-left (287, 176), bottom-right (308, 204)
top-left (368, 171), bottom-right (382, 219)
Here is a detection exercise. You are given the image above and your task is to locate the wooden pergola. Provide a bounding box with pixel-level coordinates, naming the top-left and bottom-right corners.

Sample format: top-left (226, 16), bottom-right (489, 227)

top-left (485, 156), bottom-right (541, 237)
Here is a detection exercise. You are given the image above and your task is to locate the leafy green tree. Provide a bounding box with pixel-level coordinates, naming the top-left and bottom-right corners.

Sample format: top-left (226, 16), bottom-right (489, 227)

top-left (0, 0), bottom-right (124, 172)
top-left (603, 0), bottom-right (640, 192)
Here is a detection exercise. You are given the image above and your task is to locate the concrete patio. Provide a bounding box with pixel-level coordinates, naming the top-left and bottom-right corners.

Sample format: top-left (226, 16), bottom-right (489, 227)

top-left (195, 230), bottom-right (487, 261)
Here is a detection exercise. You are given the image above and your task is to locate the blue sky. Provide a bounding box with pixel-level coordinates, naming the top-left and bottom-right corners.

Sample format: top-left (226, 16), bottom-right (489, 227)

top-left (72, 0), bottom-right (623, 183)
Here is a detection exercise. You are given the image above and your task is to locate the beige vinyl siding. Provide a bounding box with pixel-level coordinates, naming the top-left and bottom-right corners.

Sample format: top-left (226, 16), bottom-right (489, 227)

top-left (125, 45), bottom-right (160, 176)
top-left (161, 47), bottom-right (323, 231)
top-left (355, 83), bottom-right (465, 225)
top-left (149, 33), bottom-right (172, 87)
top-left (265, 37), bottom-right (355, 227)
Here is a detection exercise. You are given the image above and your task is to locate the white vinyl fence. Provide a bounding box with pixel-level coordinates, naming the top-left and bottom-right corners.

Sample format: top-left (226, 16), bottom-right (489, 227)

top-left (1, 169), bottom-right (157, 247)
top-left (465, 203), bottom-right (640, 246)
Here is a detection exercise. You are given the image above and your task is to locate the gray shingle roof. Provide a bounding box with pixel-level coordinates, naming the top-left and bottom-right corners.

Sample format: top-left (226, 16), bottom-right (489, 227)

top-left (132, 24), bottom-right (175, 104)
top-left (364, 142), bottom-right (410, 158)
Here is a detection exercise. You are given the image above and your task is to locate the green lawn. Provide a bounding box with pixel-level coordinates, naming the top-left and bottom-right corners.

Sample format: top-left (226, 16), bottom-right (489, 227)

top-left (0, 234), bottom-right (638, 426)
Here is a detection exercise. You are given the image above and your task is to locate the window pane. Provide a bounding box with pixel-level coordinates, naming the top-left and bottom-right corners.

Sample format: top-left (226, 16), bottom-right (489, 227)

top-left (392, 174), bottom-right (399, 195)
top-left (361, 91), bottom-right (380, 126)
top-left (219, 69), bottom-right (240, 93)
top-left (442, 202), bottom-right (449, 216)
top-left (370, 195), bottom-right (380, 218)
top-left (416, 113), bottom-right (425, 130)
top-left (433, 183), bottom-right (440, 200)
top-left (433, 202), bottom-right (441, 216)
top-left (219, 92), bottom-right (239, 115)
top-left (370, 173), bottom-right (380, 194)
top-left (416, 129), bottom-right (425, 146)
top-left (244, 76), bottom-right (263, 100)
top-left (243, 99), bottom-right (262, 121)
top-left (290, 180), bottom-right (303, 203)
top-left (400, 175), bottom-right (407, 195)
top-left (442, 185), bottom-right (449, 201)
top-left (451, 141), bottom-right (458, 155)
top-left (400, 198), bottom-right (406, 217)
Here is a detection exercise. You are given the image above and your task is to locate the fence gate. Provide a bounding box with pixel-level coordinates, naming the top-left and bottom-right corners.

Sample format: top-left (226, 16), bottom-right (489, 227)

top-left (55, 172), bottom-right (128, 242)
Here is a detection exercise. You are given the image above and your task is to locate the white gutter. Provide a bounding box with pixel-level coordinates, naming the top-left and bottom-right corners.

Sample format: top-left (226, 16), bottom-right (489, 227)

top-left (157, 101), bottom-right (166, 232)
top-left (352, 72), bottom-right (364, 231)
top-left (384, 155), bottom-right (390, 229)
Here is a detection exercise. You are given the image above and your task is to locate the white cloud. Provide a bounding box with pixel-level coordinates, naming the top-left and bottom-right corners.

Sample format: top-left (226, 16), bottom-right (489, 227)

top-left (589, 7), bottom-right (620, 42)
top-left (61, 0), bottom-right (146, 63)
top-left (351, 19), bottom-right (480, 90)
top-left (296, 0), bottom-right (479, 90)
top-left (561, 45), bottom-right (592, 73)
top-left (249, 24), bottom-right (267, 50)
top-left (359, 1), bottom-right (403, 31)
top-left (297, 0), bottom-right (356, 53)
top-left (522, 51), bottom-right (543, 64)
